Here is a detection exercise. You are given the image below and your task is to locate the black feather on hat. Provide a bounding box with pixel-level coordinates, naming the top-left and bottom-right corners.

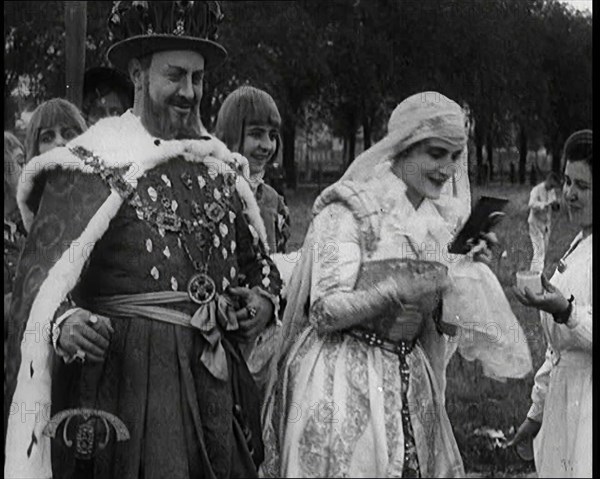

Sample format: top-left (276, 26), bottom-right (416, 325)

top-left (106, 1), bottom-right (227, 73)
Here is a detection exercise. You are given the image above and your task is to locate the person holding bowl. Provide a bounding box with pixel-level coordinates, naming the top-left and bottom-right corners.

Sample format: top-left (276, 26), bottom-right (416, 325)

top-left (510, 129), bottom-right (592, 478)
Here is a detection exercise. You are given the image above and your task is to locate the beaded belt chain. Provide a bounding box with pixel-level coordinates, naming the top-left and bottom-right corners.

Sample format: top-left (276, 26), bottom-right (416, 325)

top-left (346, 328), bottom-right (421, 477)
top-left (346, 329), bottom-right (415, 357)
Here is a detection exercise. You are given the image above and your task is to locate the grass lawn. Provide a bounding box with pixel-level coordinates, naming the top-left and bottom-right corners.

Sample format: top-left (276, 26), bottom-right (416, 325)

top-left (282, 181), bottom-right (579, 477)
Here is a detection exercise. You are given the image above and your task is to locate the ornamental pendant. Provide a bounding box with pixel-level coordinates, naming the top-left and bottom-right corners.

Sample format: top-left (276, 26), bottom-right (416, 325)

top-left (187, 273), bottom-right (217, 305)
top-left (181, 172), bottom-right (194, 190)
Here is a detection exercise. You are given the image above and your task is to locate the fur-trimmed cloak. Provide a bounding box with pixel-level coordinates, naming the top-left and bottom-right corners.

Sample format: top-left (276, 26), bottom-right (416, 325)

top-left (5, 111), bottom-right (277, 479)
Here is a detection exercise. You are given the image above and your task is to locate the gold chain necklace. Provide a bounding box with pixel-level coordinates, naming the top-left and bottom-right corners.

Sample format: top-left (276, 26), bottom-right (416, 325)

top-left (70, 145), bottom-right (236, 304)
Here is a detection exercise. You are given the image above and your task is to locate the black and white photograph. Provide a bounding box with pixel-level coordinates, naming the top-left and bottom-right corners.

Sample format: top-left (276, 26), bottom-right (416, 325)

top-left (4, 1), bottom-right (592, 478)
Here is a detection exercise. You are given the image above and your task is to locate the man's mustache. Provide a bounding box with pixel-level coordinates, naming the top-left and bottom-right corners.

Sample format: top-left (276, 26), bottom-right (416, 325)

top-left (169, 97), bottom-right (197, 109)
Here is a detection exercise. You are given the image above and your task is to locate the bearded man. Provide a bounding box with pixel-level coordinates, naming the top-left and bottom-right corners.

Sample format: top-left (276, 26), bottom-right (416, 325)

top-left (4, 2), bottom-right (281, 478)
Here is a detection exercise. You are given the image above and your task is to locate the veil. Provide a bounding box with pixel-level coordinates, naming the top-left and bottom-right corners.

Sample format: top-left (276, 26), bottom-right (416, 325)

top-left (342, 91), bottom-right (471, 228)
top-left (261, 93), bottom-right (530, 471)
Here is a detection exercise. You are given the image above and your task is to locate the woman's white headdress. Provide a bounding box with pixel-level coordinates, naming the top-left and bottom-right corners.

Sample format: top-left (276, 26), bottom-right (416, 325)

top-left (341, 91), bottom-right (471, 227)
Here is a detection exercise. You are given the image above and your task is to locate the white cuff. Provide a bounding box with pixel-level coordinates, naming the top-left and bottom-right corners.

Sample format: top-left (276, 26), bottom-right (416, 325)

top-left (254, 286), bottom-right (282, 327)
top-left (52, 307), bottom-right (82, 363)
top-left (527, 403), bottom-right (543, 423)
top-left (565, 299), bottom-right (580, 329)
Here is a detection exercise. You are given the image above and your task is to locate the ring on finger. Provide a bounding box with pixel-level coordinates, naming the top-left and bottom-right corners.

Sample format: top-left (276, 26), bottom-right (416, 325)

top-left (89, 314), bottom-right (98, 324)
top-left (72, 349), bottom-right (86, 363)
top-left (247, 306), bottom-right (257, 319)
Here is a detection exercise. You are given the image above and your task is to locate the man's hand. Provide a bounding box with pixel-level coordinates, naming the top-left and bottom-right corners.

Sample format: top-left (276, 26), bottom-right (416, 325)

top-left (227, 286), bottom-right (274, 343)
top-left (58, 309), bottom-right (114, 362)
top-left (513, 274), bottom-right (570, 316)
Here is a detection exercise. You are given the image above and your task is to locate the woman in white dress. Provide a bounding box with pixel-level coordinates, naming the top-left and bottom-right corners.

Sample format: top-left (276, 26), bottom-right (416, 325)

top-left (261, 92), bottom-right (532, 478)
top-left (510, 129), bottom-right (592, 478)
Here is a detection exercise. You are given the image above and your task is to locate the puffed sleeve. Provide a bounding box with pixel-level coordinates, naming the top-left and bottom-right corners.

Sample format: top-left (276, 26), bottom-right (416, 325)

top-left (527, 346), bottom-right (554, 422)
top-left (309, 203), bottom-right (361, 305)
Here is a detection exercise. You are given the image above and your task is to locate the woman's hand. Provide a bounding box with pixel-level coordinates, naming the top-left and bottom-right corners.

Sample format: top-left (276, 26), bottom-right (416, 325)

top-left (385, 304), bottom-right (424, 342)
top-left (513, 274), bottom-right (570, 316)
top-left (507, 417), bottom-right (541, 448)
top-left (468, 232), bottom-right (499, 266)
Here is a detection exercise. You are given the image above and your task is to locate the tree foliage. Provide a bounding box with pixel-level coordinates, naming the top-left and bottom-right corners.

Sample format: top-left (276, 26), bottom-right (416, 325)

top-left (4, 0), bottom-right (592, 182)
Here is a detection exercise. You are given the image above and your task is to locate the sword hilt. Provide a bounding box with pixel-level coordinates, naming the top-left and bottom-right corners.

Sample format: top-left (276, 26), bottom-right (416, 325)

top-left (43, 358), bottom-right (130, 462)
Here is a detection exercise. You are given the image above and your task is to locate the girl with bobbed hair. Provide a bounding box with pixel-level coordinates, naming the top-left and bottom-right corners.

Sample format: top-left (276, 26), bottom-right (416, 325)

top-left (215, 86), bottom-right (292, 400)
top-left (215, 86), bottom-right (290, 254)
top-left (24, 98), bottom-right (87, 163)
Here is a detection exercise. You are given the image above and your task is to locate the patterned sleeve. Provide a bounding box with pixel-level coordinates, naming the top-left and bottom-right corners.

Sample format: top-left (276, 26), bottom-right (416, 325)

top-left (232, 193), bottom-right (282, 301)
top-left (275, 194), bottom-right (291, 254)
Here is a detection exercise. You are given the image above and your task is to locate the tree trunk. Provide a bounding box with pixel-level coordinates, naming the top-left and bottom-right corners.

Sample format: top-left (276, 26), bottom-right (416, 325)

top-left (348, 128), bottom-right (356, 167)
top-left (282, 116), bottom-right (297, 189)
top-left (362, 111), bottom-right (372, 150)
top-left (200, 81), bottom-right (214, 131)
top-left (486, 138), bottom-right (494, 182)
top-left (551, 137), bottom-right (563, 174)
top-left (518, 124), bottom-right (527, 184)
top-left (475, 133), bottom-right (484, 184)
top-left (64, 1), bottom-right (87, 109)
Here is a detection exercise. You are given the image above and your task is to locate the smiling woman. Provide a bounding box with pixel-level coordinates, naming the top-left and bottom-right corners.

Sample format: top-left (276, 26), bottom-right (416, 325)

top-left (562, 133), bottom-right (592, 231)
top-left (511, 129), bottom-right (592, 478)
top-left (261, 91), bottom-right (532, 478)
top-left (214, 86), bottom-right (290, 255)
top-left (392, 138), bottom-right (464, 209)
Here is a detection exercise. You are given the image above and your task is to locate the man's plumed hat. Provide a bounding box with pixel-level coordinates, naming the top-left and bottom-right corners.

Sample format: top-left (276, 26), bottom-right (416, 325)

top-left (106, 1), bottom-right (227, 73)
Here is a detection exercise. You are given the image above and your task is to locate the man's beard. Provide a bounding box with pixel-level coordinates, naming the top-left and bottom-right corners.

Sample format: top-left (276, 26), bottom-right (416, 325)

top-left (140, 79), bottom-right (204, 140)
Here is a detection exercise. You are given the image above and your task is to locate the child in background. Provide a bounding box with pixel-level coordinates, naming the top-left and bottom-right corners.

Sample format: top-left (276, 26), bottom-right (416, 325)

top-left (528, 172), bottom-right (561, 272)
top-left (24, 98), bottom-right (87, 163)
top-left (215, 86), bottom-right (290, 254)
top-left (215, 86), bottom-right (291, 399)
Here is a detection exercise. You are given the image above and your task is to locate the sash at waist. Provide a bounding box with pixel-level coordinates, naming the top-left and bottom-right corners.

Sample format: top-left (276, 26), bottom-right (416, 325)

top-left (83, 291), bottom-right (240, 381)
top-left (85, 291), bottom-right (200, 328)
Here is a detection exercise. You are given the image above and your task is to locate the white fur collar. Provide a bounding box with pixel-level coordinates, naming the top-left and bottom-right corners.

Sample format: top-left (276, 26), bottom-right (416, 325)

top-left (16, 111), bottom-right (266, 245)
top-left (68, 110), bottom-right (234, 170)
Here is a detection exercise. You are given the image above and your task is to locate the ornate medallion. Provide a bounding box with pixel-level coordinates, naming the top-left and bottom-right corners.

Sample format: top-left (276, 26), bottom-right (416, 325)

top-left (187, 273), bottom-right (217, 305)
